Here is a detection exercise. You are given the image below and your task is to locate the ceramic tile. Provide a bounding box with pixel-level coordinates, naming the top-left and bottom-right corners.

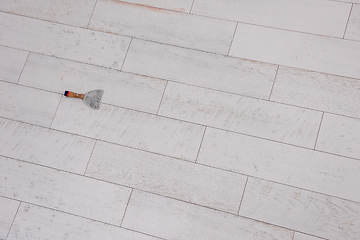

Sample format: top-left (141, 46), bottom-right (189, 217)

top-left (8, 203), bottom-right (160, 240)
top-left (240, 178), bottom-right (360, 240)
top-left (0, 81), bottom-right (61, 127)
top-left (0, 156), bottom-right (132, 225)
top-left (271, 66), bottom-right (360, 118)
top-left (89, 0), bottom-right (236, 54)
top-left (19, 53), bottom-right (166, 114)
top-left (86, 141), bottom-right (246, 213)
top-left (0, 197), bottom-right (19, 240)
top-left (120, 0), bottom-right (193, 12)
top-left (0, 12), bottom-right (131, 70)
top-left (191, 0), bottom-right (350, 37)
top-left (123, 39), bottom-right (279, 99)
top-left (197, 128), bottom-right (360, 202)
top-left (229, 23), bottom-right (360, 80)
top-left (0, 118), bottom-right (95, 174)
top-left (122, 190), bottom-right (294, 240)
top-left (293, 232), bottom-right (324, 240)
top-left (52, 97), bottom-right (205, 161)
top-left (159, 82), bottom-right (322, 148)
top-left (316, 113), bottom-right (360, 160)
top-left (0, 45), bottom-right (28, 83)
top-left (345, 4), bottom-right (360, 41)
top-left (0, 0), bottom-right (97, 27)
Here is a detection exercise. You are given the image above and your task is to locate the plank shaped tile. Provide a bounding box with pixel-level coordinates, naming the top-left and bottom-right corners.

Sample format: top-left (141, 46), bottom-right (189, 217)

top-left (123, 39), bottom-right (278, 99)
top-left (86, 141), bottom-right (246, 214)
top-left (229, 23), bottom-right (360, 80)
top-left (191, 0), bottom-right (350, 37)
top-left (0, 197), bottom-right (19, 240)
top-left (197, 128), bottom-right (360, 202)
top-left (121, 0), bottom-right (193, 12)
top-left (0, 156), bottom-right (132, 225)
top-left (8, 203), bottom-right (160, 240)
top-left (239, 178), bottom-right (360, 240)
top-left (0, 45), bottom-right (28, 83)
top-left (0, 81), bottom-right (61, 128)
top-left (334, 0), bottom-right (360, 3)
top-left (89, 0), bottom-right (236, 54)
top-left (0, 0), bottom-right (96, 27)
top-left (19, 53), bottom-right (166, 114)
top-left (0, 12), bottom-right (130, 70)
top-left (0, 118), bottom-right (95, 175)
top-left (316, 113), bottom-right (360, 160)
top-left (345, 4), bottom-right (360, 41)
top-left (52, 98), bottom-right (205, 161)
top-left (293, 232), bottom-right (324, 240)
top-left (122, 190), bottom-right (293, 240)
top-left (271, 66), bottom-right (360, 119)
top-left (159, 82), bottom-right (322, 148)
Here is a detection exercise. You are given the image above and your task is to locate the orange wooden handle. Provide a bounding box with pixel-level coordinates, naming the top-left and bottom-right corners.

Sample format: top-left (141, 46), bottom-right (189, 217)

top-left (64, 91), bottom-right (85, 99)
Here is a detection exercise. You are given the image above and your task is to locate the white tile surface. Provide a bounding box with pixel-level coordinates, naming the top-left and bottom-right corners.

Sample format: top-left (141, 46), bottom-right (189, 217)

top-left (19, 53), bottom-right (166, 114)
top-left (345, 4), bottom-right (360, 41)
top-left (0, 118), bottom-right (95, 174)
top-left (316, 113), bottom-right (360, 159)
top-left (0, 12), bottom-right (131, 70)
top-left (0, 46), bottom-right (28, 83)
top-left (197, 128), bottom-right (360, 202)
top-left (122, 190), bottom-right (294, 240)
top-left (271, 66), bottom-right (360, 118)
top-left (52, 98), bottom-right (205, 161)
top-left (229, 23), bottom-right (360, 80)
top-left (0, 197), bottom-right (19, 240)
top-left (8, 203), bottom-right (160, 240)
top-left (89, 0), bottom-right (236, 54)
top-left (122, 39), bottom-right (278, 99)
top-left (0, 81), bottom-right (61, 127)
top-left (191, 0), bottom-right (351, 37)
top-left (293, 232), bottom-right (323, 240)
top-left (121, 0), bottom-right (193, 12)
top-left (86, 141), bottom-right (246, 213)
top-left (159, 82), bottom-right (322, 148)
top-left (240, 178), bottom-right (360, 240)
top-left (0, 156), bottom-right (132, 225)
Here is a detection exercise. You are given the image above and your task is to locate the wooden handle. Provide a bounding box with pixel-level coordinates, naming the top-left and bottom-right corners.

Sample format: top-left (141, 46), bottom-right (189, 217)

top-left (64, 91), bottom-right (85, 99)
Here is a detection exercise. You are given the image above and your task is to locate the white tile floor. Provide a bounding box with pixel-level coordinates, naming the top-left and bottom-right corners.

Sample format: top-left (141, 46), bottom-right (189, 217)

top-left (0, 0), bottom-right (360, 239)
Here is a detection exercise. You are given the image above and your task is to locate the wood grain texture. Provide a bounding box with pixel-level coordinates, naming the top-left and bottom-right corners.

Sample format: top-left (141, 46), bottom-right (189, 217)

top-left (345, 4), bottom-right (360, 41)
top-left (122, 190), bottom-right (294, 240)
top-left (0, 156), bottom-right (132, 225)
top-left (120, 0), bottom-right (193, 12)
top-left (240, 178), bottom-right (360, 240)
top-left (0, 197), bottom-right (19, 240)
top-left (0, 45), bottom-right (28, 83)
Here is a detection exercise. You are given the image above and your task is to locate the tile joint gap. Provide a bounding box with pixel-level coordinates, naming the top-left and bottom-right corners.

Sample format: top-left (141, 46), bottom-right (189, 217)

top-left (120, 38), bottom-right (133, 71)
top-left (237, 176), bottom-right (249, 215)
top-left (227, 22), bottom-right (238, 56)
top-left (156, 80), bottom-right (168, 115)
top-left (343, 3), bottom-right (354, 39)
top-left (313, 112), bottom-right (325, 150)
top-left (86, 0), bottom-right (98, 29)
top-left (195, 126), bottom-right (207, 163)
top-left (268, 65), bottom-right (279, 100)
top-left (16, 52), bottom-right (30, 85)
top-left (83, 139), bottom-right (98, 176)
top-left (5, 201), bottom-right (22, 240)
top-left (120, 189), bottom-right (134, 227)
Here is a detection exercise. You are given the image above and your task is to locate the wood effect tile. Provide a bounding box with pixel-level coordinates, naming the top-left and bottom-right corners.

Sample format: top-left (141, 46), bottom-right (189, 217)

top-left (120, 0), bottom-right (193, 12)
top-left (8, 203), bottom-right (160, 240)
top-left (123, 39), bottom-right (279, 99)
top-left (52, 98), bottom-right (205, 161)
top-left (0, 12), bottom-right (131, 70)
top-left (0, 197), bottom-right (19, 240)
top-left (293, 232), bottom-right (324, 240)
top-left (229, 23), bottom-right (360, 80)
top-left (197, 128), bottom-right (360, 202)
top-left (19, 53), bottom-right (167, 114)
top-left (159, 82), bottom-right (322, 148)
top-left (334, 0), bottom-right (360, 3)
top-left (122, 190), bottom-right (294, 240)
top-left (0, 118), bottom-right (95, 175)
top-left (0, 45), bottom-right (28, 83)
top-left (345, 4), bottom-right (360, 41)
top-left (0, 81), bottom-right (61, 127)
top-left (316, 113), bottom-right (360, 160)
top-left (0, 156), bottom-right (132, 225)
top-left (239, 178), bottom-right (360, 240)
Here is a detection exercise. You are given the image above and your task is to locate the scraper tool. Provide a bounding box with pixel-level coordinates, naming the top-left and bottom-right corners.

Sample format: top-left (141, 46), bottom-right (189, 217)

top-left (64, 90), bottom-right (104, 110)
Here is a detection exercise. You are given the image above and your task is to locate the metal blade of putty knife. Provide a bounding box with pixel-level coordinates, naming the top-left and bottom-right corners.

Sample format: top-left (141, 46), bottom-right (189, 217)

top-left (64, 90), bottom-right (104, 110)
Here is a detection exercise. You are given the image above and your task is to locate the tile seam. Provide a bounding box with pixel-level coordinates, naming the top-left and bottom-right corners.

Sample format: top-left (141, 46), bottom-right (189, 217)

top-left (4, 200), bottom-right (21, 240)
top-left (83, 140), bottom-right (98, 176)
top-left (120, 38), bottom-right (133, 71)
top-left (86, 0), bottom-right (98, 29)
top-left (156, 80), bottom-right (168, 115)
top-left (237, 176), bottom-right (249, 215)
top-left (343, 3), bottom-right (354, 39)
top-left (313, 112), bottom-right (325, 150)
top-left (268, 65), bottom-right (280, 101)
top-left (15, 51), bottom-right (30, 85)
top-left (194, 126), bottom-right (207, 163)
top-left (120, 188), bottom-right (133, 227)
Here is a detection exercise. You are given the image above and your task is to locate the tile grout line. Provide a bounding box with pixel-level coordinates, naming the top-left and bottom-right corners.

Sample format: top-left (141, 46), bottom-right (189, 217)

top-left (237, 176), bottom-right (249, 215)
top-left (5, 201), bottom-right (22, 240)
top-left (291, 231), bottom-right (295, 240)
top-left (16, 52), bottom-right (30, 85)
top-left (156, 80), bottom-right (168, 115)
top-left (343, 3), bottom-right (354, 39)
top-left (227, 22), bottom-right (238, 56)
top-left (83, 139), bottom-right (98, 176)
top-left (194, 126), bottom-right (207, 163)
top-left (49, 95), bottom-right (63, 129)
top-left (120, 188), bottom-right (133, 227)
top-left (120, 38), bottom-right (133, 71)
top-left (189, 0), bottom-right (196, 14)
top-left (268, 65), bottom-right (280, 101)
top-left (86, 0), bottom-right (98, 29)
top-left (313, 112), bottom-right (325, 150)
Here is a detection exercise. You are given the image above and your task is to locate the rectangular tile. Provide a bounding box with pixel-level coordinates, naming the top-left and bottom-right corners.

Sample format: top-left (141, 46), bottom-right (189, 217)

top-left (0, 156), bottom-right (132, 225)
top-left (121, 0), bottom-right (193, 12)
top-left (0, 118), bottom-right (95, 174)
top-left (159, 82), bottom-right (322, 148)
top-left (122, 190), bottom-right (294, 240)
top-left (240, 178), bottom-right (360, 240)
top-left (52, 97), bottom-right (205, 161)
top-left (345, 4), bottom-right (360, 41)
top-left (123, 39), bottom-right (278, 99)
top-left (197, 128), bottom-right (360, 202)
top-left (229, 23), bottom-right (360, 80)
top-left (271, 66), bottom-right (360, 118)
top-left (0, 81), bottom-right (61, 127)
top-left (8, 203), bottom-right (160, 240)
top-left (86, 141), bottom-right (246, 213)
top-left (19, 53), bottom-right (167, 114)
top-left (191, 0), bottom-right (350, 37)
top-left (89, 0), bottom-right (236, 54)
top-left (293, 232), bottom-right (324, 240)
top-left (0, 197), bottom-right (19, 240)
top-left (0, 45), bottom-right (28, 83)
top-left (0, 12), bottom-right (130, 70)
top-left (316, 113), bottom-right (360, 160)
top-left (0, 0), bottom-right (96, 27)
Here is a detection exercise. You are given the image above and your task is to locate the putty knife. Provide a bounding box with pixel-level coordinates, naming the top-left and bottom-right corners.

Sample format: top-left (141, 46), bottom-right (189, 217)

top-left (64, 90), bottom-right (104, 110)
